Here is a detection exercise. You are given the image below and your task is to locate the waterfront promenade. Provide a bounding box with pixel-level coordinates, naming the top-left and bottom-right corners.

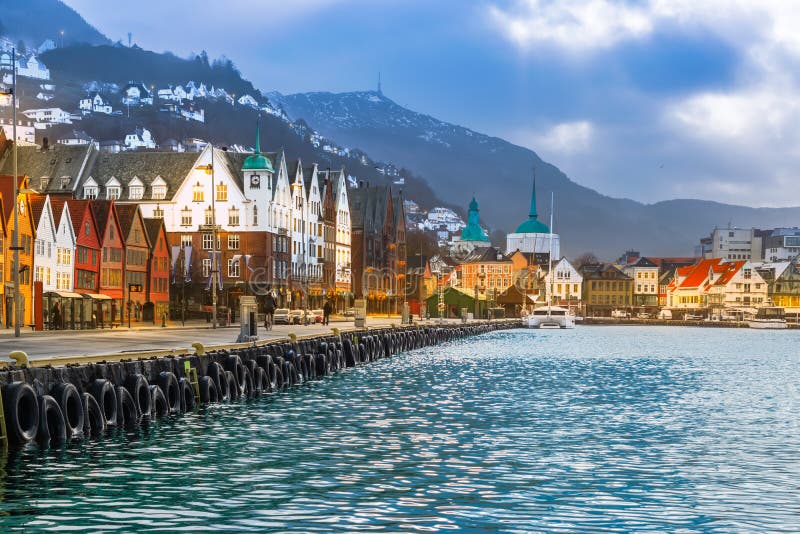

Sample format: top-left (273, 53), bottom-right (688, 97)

top-left (0, 316), bottom-right (464, 361)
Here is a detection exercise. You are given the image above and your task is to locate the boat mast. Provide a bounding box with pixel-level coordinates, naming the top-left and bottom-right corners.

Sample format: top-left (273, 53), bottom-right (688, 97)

top-left (548, 191), bottom-right (554, 313)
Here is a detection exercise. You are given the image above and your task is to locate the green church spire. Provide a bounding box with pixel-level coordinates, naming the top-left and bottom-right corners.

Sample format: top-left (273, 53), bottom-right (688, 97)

top-left (514, 168), bottom-right (550, 234)
top-left (242, 120), bottom-right (273, 172)
top-left (529, 170), bottom-right (538, 218)
top-left (461, 196), bottom-right (489, 242)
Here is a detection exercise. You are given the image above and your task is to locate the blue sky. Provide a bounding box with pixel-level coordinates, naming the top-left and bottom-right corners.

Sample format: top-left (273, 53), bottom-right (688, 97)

top-left (64, 0), bottom-right (800, 207)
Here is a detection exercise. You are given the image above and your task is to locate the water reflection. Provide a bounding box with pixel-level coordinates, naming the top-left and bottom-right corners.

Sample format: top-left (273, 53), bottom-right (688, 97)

top-left (0, 327), bottom-right (798, 531)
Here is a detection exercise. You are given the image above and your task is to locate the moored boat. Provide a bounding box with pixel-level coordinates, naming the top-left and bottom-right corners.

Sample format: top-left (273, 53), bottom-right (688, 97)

top-left (748, 306), bottom-right (788, 329)
top-left (524, 306), bottom-right (576, 329)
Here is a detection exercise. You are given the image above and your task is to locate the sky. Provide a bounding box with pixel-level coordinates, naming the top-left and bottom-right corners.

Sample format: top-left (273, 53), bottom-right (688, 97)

top-left (63, 0), bottom-right (800, 207)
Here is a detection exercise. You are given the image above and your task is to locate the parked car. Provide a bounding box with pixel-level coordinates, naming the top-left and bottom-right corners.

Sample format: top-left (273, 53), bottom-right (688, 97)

top-left (611, 309), bottom-right (630, 319)
top-left (289, 309), bottom-right (304, 324)
top-left (658, 309), bottom-right (673, 320)
top-left (685, 313), bottom-right (703, 320)
top-left (273, 308), bottom-right (291, 325)
top-left (636, 312), bottom-right (651, 319)
top-left (344, 307), bottom-right (356, 317)
top-left (310, 309), bottom-right (324, 323)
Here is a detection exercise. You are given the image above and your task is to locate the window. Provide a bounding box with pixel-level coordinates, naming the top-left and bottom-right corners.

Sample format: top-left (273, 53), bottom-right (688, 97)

top-left (228, 207), bottom-right (239, 226)
top-left (107, 186), bottom-right (121, 200)
top-left (180, 235), bottom-right (192, 248)
top-left (84, 221), bottom-right (91, 236)
top-left (35, 239), bottom-right (45, 256)
top-left (192, 182), bottom-right (204, 202)
top-left (228, 258), bottom-right (240, 278)
top-left (216, 183), bottom-right (228, 201)
top-left (84, 185), bottom-right (98, 199)
top-left (202, 258), bottom-right (211, 277)
top-left (205, 206), bottom-right (214, 226)
top-left (152, 184), bottom-right (167, 199)
top-left (253, 205), bottom-right (258, 225)
top-left (181, 207), bottom-right (192, 226)
top-left (129, 185), bottom-right (144, 200)
top-left (153, 206), bottom-right (164, 219)
top-left (228, 234), bottom-right (240, 250)
top-left (202, 233), bottom-right (214, 250)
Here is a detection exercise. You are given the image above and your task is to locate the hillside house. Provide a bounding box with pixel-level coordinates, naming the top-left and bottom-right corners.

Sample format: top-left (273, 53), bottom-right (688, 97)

top-left (79, 93), bottom-right (114, 115)
top-left (22, 107), bottom-right (76, 126)
top-left (124, 127), bottom-right (156, 150)
top-left (237, 94), bottom-right (258, 108)
top-left (121, 82), bottom-right (153, 106)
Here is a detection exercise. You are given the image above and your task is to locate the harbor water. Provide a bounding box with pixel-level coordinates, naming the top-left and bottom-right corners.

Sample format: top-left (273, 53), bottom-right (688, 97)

top-left (1, 326), bottom-right (799, 532)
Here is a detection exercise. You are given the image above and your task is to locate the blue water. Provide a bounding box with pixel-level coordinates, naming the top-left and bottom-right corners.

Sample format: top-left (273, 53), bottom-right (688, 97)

top-left (1, 326), bottom-right (799, 532)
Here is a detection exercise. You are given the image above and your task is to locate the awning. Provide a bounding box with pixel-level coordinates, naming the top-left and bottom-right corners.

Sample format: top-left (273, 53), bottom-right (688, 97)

top-left (45, 291), bottom-right (85, 299)
top-left (81, 293), bottom-right (113, 300)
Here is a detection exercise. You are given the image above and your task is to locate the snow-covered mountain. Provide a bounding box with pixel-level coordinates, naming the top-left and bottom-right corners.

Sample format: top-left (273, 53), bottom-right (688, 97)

top-left (273, 90), bottom-right (800, 258)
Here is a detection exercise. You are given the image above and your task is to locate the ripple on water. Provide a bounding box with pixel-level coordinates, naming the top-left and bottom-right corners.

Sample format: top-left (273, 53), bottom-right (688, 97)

top-left (0, 326), bottom-right (799, 532)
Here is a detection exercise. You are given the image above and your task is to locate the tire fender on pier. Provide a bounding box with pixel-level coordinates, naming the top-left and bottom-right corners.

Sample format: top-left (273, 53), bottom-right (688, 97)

top-left (51, 382), bottom-right (84, 439)
top-left (37, 394), bottom-right (67, 445)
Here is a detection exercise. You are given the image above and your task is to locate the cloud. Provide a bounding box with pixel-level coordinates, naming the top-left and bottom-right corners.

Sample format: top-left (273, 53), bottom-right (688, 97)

top-left (532, 121), bottom-right (594, 154)
top-left (487, 0), bottom-right (653, 52)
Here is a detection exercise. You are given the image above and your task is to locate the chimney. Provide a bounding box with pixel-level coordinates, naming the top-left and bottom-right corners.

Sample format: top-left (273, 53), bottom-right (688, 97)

top-left (42, 137), bottom-right (49, 150)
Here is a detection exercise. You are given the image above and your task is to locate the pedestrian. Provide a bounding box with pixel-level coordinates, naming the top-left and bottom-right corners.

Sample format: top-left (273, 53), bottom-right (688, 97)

top-left (52, 302), bottom-right (61, 330)
top-left (264, 291), bottom-right (276, 327)
top-left (323, 299), bottom-right (333, 325)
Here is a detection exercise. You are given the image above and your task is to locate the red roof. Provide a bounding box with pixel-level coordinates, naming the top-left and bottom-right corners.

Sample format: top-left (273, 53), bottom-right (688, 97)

top-left (714, 261), bottom-right (745, 286)
top-left (0, 175), bottom-right (25, 223)
top-left (678, 259), bottom-right (721, 288)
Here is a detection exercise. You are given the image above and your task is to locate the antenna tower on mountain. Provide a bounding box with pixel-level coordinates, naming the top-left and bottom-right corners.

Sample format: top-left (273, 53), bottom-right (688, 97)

top-left (377, 72), bottom-right (383, 96)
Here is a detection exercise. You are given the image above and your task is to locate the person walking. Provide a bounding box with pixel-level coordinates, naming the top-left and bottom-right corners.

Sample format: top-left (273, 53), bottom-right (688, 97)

top-left (323, 299), bottom-right (333, 326)
top-left (264, 290), bottom-right (276, 328)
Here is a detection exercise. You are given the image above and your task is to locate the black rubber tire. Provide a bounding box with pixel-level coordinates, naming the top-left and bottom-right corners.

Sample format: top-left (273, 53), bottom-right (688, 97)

top-left (116, 386), bottom-right (139, 426)
top-left (314, 353), bottom-right (327, 376)
top-left (240, 366), bottom-right (254, 398)
top-left (125, 374), bottom-right (151, 418)
top-left (226, 370), bottom-right (240, 400)
top-left (90, 379), bottom-right (118, 427)
top-left (225, 355), bottom-right (246, 392)
top-left (50, 382), bottom-right (84, 438)
top-left (273, 363), bottom-right (284, 389)
top-left (179, 377), bottom-right (196, 412)
top-left (149, 385), bottom-right (168, 417)
top-left (38, 394), bottom-right (67, 445)
top-left (343, 339), bottom-right (355, 367)
top-left (157, 372), bottom-right (181, 414)
top-left (198, 375), bottom-right (218, 403)
top-left (207, 362), bottom-right (229, 401)
top-left (2, 381), bottom-right (39, 444)
top-left (82, 392), bottom-right (105, 437)
top-left (252, 366), bottom-right (267, 394)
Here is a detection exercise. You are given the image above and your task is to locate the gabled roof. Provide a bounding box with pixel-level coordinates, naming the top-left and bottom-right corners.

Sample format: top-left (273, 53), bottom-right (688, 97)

top-left (143, 217), bottom-right (167, 253)
top-left (714, 261), bottom-right (746, 286)
top-left (0, 145), bottom-right (95, 194)
top-left (678, 259), bottom-right (718, 288)
top-left (463, 246), bottom-right (510, 263)
top-left (114, 203), bottom-right (149, 247)
top-left (29, 195), bottom-right (47, 229)
top-left (82, 151), bottom-right (201, 200)
top-left (0, 175), bottom-right (26, 223)
top-left (629, 257), bottom-right (658, 268)
top-left (90, 199), bottom-right (115, 235)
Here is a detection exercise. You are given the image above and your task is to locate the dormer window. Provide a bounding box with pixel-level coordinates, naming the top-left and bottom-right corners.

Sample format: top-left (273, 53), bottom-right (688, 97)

top-left (107, 186), bottom-right (121, 200)
top-left (40, 177), bottom-right (49, 190)
top-left (192, 182), bottom-right (204, 202)
top-left (60, 176), bottom-right (70, 189)
top-left (152, 186), bottom-right (166, 200)
top-left (83, 185), bottom-right (98, 199)
top-left (129, 184), bottom-right (144, 200)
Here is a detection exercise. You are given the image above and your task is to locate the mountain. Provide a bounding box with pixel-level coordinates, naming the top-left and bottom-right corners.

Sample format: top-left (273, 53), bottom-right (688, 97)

top-left (273, 90), bottom-right (800, 258)
top-left (0, 0), bottom-right (109, 48)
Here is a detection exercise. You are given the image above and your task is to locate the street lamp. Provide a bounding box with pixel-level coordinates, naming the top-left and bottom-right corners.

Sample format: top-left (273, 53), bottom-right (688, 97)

top-left (196, 144), bottom-right (224, 328)
top-left (0, 49), bottom-right (21, 337)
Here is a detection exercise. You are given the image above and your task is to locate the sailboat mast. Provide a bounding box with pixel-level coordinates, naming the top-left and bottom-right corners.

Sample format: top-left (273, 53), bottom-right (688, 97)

top-left (549, 191), bottom-right (554, 310)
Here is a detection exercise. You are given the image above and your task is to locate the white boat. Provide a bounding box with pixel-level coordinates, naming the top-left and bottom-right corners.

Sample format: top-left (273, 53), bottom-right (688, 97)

top-left (524, 306), bottom-right (576, 329)
top-left (523, 188), bottom-right (576, 330)
top-left (748, 307), bottom-right (788, 329)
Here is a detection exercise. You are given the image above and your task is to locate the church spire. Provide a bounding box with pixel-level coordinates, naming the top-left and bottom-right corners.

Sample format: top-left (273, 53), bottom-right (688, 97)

top-left (254, 118), bottom-right (261, 154)
top-left (528, 167), bottom-right (538, 219)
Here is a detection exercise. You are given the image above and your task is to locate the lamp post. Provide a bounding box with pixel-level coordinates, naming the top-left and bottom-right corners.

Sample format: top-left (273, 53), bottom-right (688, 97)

top-left (0, 49), bottom-right (21, 337)
top-left (196, 145), bottom-right (222, 328)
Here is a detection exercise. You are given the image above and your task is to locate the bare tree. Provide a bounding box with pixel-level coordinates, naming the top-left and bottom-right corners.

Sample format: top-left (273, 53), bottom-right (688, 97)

top-left (573, 252), bottom-right (599, 269)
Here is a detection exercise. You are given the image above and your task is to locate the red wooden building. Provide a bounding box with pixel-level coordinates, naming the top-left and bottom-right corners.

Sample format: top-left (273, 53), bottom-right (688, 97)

top-left (66, 199), bottom-right (102, 325)
top-left (116, 204), bottom-right (150, 323)
top-left (91, 200), bottom-right (124, 325)
top-left (143, 217), bottom-right (170, 323)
